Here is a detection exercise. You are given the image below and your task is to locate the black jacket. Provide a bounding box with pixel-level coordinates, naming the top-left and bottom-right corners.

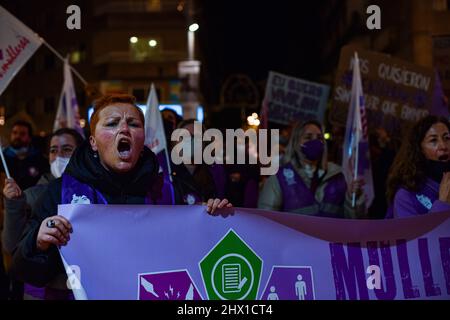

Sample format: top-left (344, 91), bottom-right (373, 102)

top-left (171, 163), bottom-right (218, 204)
top-left (10, 141), bottom-right (160, 287)
top-left (1, 146), bottom-right (49, 190)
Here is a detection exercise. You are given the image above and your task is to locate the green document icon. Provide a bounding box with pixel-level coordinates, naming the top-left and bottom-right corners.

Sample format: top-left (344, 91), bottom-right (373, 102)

top-left (199, 229), bottom-right (263, 300)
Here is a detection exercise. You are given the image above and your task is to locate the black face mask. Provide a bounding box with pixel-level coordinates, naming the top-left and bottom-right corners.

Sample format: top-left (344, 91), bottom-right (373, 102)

top-left (425, 159), bottom-right (450, 183)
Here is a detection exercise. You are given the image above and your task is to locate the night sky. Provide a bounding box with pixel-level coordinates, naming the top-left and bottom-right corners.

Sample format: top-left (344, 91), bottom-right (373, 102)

top-left (197, 1), bottom-right (329, 106)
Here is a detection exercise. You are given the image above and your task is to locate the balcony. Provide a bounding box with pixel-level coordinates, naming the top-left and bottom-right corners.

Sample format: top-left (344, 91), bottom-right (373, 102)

top-left (93, 50), bottom-right (187, 65)
top-left (93, 0), bottom-right (181, 16)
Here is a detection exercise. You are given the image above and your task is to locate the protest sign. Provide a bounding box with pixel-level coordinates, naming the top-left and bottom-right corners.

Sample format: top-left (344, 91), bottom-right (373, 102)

top-left (263, 71), bottom-right (330, 125)
top-left (331, 45), bottom-right (435, 134)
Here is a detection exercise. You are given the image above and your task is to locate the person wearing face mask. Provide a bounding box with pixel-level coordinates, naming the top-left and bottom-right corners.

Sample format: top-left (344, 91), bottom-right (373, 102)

top-left (0, 120), bottom-right (47, 301)
top-left (386, 116), bottom-right (450, 218)
top-left (1, 121), bottom-right (48, 191)
top-left (2, 128), bottom-right (83, 255)
top-left (258, 120), bottom-right (365, 218)
top-left (1, 128), bottom-right (83, 299)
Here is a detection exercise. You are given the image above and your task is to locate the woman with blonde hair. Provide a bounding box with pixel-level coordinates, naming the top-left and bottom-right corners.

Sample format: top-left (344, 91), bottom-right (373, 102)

top-left (258, 120), bottom-right (364, 218)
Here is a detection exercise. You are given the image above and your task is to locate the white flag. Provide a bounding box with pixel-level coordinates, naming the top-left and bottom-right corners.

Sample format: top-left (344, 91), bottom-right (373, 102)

top-left (0, 5), bottom-right (43, 95)
top-left (342, 52), bottom-right (374, 209)
top-left (144, 83), bottom-right (175, 205)
top-left (54, 59), bottom-right (84, 137)
top-left (144, 83), bottom-right (167, 154)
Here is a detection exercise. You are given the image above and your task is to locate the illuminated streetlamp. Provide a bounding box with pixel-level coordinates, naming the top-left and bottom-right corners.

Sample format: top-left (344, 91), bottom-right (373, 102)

top-left (247, 113), bottom-right (260, 127)
top-left (188, 23), bottom-right (199, 60)
top-left (189, 23), bottom-right (199, 32)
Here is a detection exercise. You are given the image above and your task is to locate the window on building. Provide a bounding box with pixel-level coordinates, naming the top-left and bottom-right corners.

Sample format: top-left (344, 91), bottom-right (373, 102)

top-left (129, 36), bottom-right (162, 62)
top-left (70, 51), bottom-right (81, 64)
top-left (131, 88), bottom-right (147, 103)
top-left (70, 44), bottom-right (87, 64)
top-left (432, 0), bottom-right (448, 11)
top-left (146, 0), bottom-right (161, 12)
top-left (131, 87), bottom-right (162, 103)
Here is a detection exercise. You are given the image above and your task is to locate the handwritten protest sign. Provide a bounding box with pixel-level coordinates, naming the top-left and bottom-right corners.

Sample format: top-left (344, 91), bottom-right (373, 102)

top-left (331, 45), bottom-right (435, 134)
top-left (264, 71), bottom-right (330, 125)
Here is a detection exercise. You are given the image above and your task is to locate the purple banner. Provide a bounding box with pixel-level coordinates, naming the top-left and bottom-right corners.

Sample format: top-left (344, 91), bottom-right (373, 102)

top-left (59, 205), bottom-right (450, 300)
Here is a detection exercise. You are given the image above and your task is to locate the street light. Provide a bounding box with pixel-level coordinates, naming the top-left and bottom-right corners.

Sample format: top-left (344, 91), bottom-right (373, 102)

top-left (189, 23), bottom-right (199, 32)
top-left (180, 22), bottom-right (201, 119)
top-left (188, 23), bottom-right (199, 60)
top-left (247, 113), bottom-right (260, 127)
top-left (148, 39), bottom-right (158, 47)
top-left (130, 36), bottom-right (138, 44)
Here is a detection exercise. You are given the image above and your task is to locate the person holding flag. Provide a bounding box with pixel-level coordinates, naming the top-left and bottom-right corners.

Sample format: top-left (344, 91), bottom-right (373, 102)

top-left (53, 59), bottom-right (85, 138)
top-left (342, 52), bottom-right (374, 217)
top-left (0, 5), bottom-right (43, 96)
top-left (2, 128), bottom-right (83, 299)
top-left (144, 84), bottom-right (175, 205)
top-left (0, 5), bottom-right (87, 96)
top-left (258, 119), bottom-right (364, 218)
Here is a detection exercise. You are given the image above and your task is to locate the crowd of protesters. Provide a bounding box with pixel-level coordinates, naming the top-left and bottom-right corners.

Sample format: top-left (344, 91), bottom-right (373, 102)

top-left (1, 93), bottom-right (449, 299)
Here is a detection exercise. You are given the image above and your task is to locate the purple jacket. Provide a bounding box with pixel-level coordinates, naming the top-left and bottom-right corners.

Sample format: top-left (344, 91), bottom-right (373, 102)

top-left (275, 163), bottom-right (347, 218)
top-left (387, 178), bottom-right (450, 218)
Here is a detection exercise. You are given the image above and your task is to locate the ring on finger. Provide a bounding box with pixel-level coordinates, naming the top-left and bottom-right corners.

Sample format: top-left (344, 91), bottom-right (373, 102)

top-left (46, 219), bottom-right (56, 228)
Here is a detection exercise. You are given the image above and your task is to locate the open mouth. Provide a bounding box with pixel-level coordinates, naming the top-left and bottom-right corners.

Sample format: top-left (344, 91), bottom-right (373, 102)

top-left (117, 138), bottom-right (132, 159)
top-left (438, 154), bottom-right (449, 161)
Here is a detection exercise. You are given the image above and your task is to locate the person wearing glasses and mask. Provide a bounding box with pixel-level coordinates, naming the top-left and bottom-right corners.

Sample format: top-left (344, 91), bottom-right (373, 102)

top-left (2, 128), bottom-right (83, 299)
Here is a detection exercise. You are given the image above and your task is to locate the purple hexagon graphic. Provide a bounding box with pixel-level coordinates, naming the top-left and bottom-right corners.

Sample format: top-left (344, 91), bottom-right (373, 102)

top-left (138, 269), bottom-right (202, 300)
top-left (260, 266), bottom-right (315, 300)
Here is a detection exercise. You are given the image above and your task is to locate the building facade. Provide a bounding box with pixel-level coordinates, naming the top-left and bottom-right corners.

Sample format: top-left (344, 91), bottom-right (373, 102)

top-left (0, 0), bottom-right (193, 136)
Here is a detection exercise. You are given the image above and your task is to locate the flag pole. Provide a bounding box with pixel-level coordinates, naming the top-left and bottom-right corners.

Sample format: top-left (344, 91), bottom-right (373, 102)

top-left (163, 145), bottom-right (175, 205)
top-left (351, 52), bottom-right (360, 208)
top-left (42, 39), bottom-right (88, 86)
top-left (0, 144), bottom-right (11, 179)
top-left (352, 131), bottom-right (359, 207)
top-left (164, 147), bottom-right (173, 182)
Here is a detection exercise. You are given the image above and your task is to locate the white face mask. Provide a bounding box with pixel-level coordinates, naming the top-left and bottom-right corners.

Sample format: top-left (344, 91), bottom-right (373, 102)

top-left (50, 156), bottom-right (70, 178)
